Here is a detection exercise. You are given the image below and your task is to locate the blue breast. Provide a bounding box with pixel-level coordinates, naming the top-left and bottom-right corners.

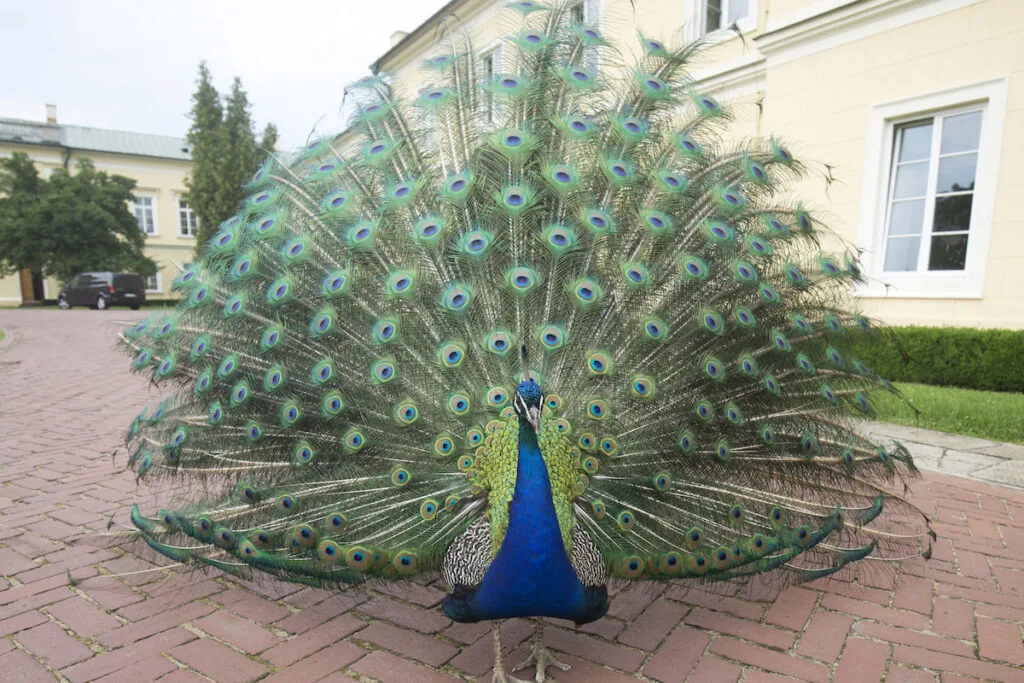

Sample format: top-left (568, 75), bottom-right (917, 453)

top-left (465, 425), bottom-right (591, 621)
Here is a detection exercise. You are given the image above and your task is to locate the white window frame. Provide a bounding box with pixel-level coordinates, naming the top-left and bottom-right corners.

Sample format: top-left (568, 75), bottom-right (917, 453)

top-left (479, 43), bottom-right (503, 126)
top-left (856, 77), bottom-right (1008, 300)
top-left (176, 196), bottom-right (199, 238)
top-left (145, 267), bottom-right (162, 294)
top-left (690, 0), bottom-right (758, 40)
top-left (134, 194), bottom-right (158, 236)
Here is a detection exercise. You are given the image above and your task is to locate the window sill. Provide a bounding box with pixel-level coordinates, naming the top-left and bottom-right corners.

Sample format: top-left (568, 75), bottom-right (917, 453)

top-left (854, 274), bottom-right (984, 300)
top-left (176, 235), bottom-right (196, 240)
top-left (700, 16), bottom-right (757, 45)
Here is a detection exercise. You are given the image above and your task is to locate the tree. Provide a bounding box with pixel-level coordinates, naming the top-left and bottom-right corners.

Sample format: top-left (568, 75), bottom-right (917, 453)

top-left (0, 153), bottom-right (45, 278)
top-left (219, 77), bottom-right (259, 227)
top-left (184, 62), bottom-right (225, 250)
top-left (0, 153), bottom-right (155, 283)
top-left (184, 65), bottom-right (277, 255)
top-left (259, 123), bottom-right (279, 155)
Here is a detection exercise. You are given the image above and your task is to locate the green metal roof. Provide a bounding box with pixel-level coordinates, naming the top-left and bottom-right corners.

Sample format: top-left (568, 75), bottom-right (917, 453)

top-left (0, 117), bottom-right (190, 161)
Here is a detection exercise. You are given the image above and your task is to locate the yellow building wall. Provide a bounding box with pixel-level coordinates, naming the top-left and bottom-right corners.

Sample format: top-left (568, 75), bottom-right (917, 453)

top-left (758, 0), bottom-right (1024, 328)
top-left (374, 0), bottom-right (1022, 329)
top-left (0, 141), bottom-right (194, 304)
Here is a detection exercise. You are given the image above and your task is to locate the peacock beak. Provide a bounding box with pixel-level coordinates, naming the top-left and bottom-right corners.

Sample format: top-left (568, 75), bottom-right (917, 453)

top-left (526, 405), bottom-right (541, 432)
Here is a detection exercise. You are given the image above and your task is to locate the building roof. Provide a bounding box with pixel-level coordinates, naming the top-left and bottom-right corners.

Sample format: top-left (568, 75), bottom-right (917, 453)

top-left (370, 0), bottom-right (464, 73)
top-left (0, 117), bottom-right (190, 161)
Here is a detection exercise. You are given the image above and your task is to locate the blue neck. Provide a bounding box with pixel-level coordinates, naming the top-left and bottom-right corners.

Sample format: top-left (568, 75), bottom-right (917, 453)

top-left (462, 421), bottom-right (589, 621)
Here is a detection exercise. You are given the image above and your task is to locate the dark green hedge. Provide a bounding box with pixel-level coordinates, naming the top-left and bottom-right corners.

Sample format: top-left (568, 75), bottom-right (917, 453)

top-left (848, 326), bottom-right (1024, 393)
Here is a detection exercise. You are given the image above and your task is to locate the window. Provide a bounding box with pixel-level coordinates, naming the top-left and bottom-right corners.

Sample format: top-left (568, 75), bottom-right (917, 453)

top-left (178, 198), bottom-right (199, 237)
top-left (882, 110), bottom-right (982, 273)
top-left (135, 196), bottom-right (156, 235)
top-left (701, 0), bottom-right (752, 34)
top-left (481, 48), bottom-right (500, 125)
top-left (857, 78), bottom-right (1008, 299)
top-left (145, 267), bottom-right (161, 294)
top-left (569, 2), bottom-right (585, 24)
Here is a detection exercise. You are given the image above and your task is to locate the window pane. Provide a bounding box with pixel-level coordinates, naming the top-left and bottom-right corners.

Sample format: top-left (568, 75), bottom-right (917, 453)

top-left (933, 194), bottom-right (973, 233)
top-left (888, 199), bottom-right (925, 236)
top-left (570, 2), bottom-right (584, 23)
top-left (893, 161), bottom-right (929, 199)
top-left (928, 234), bottom-right (968, 271)
top-left (940, 111), bottom-right (982, 154)
top-left (705, 0), bottom-right (722, 31)
top-left (936, 152), bottom-right (977, 193)
top-left (898, 122), bottom-right (933, 162)
top-left (884, 236), bottom-right (920, 272)
top-left (727, 0), bottom-right (750, 22)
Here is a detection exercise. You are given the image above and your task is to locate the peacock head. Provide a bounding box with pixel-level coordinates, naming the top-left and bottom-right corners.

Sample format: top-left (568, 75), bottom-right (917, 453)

top-left (514, 379), bottom-right (543, 432)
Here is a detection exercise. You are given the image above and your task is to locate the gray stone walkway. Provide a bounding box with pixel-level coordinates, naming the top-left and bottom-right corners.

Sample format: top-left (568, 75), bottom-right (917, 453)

top-left (863, 421), bottom-right (1024, 490)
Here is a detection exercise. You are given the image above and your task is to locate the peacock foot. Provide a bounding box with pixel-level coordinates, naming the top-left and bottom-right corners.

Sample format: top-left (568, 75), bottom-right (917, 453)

top-left (491, 621), bottom-right (528, 683)
top-left (491, 670), bottom-right (528, 683)
top-left (511, 620), bottom-right (570, 683)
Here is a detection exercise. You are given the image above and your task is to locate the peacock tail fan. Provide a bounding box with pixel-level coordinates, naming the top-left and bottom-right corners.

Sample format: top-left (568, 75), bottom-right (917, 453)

top-left (117, 1), bottom-right (932, 592)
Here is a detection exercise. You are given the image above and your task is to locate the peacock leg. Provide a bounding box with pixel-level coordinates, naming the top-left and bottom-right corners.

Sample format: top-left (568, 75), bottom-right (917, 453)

top-left (511, 618), bottom-right (571, 683)
top-left (491, 621), bottom-right (527, 683)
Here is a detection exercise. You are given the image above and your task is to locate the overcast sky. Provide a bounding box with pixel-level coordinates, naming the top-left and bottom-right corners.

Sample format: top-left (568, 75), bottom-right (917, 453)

top-left (0, 0), bottom-right (442, 149)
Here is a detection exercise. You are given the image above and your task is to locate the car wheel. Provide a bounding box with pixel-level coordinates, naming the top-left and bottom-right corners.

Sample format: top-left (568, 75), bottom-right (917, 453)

top-left (96, 295), bottom-right (108, 310)
top-left (58, 294), bottom-right (71, 310)
top-left (129, 304), bottom-right (141, 310)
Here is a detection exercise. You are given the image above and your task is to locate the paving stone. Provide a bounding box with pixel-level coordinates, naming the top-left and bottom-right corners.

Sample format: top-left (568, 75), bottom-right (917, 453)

top-left (355, 621), bottom-right (459, 666)
top-left (96, 600), bottom-right (216, 648)
top-left (976, 617), bottom-right (1024, 666)
top-left (357, 595), bottom-right (452, 633)
top-left (262, 614), bottom-right (365, 667)
top-left (211, 589), bottom-right (292, 623)
top-left (893, 644), bottom-right (1024, 683)
top-left (0, 648), bottom-right (57, 683)
top-left (168, 638), bottom-right (269, 683)
top-left (15, 621), bottom-right (95, 670)
top-left (885, 665), bottom-right (939, 683)
top-left (543, 625), bottom-right (645, 672)
top-left (46, 596), bottom-right (122, 638)
top-left (687, 655), bottom-right (742, 683)
top-left (92, 654), bottom-right (177, 682)
top-left (709, 637), bottom-right (829, 683)
top-left (447, 618), bottom-right (532, 676)
top-left (643, 624), bottom-right (709, 683)
top-left (820, 593), bottom-right (929, 630)
top-left (617, 598), bottom-right (687, 650)
top-left (795, 611), bottom-right (854, 661)
top-left (0, 547), bottom-right (38, 575)
top-left (261, 641), bottom-right (366, 683)
top-left (685, 607), bottom-right (796, 650)
top-left (764, 587), bottom-right (819, 630)
top-left (62, 628), bottom-right (198, 683)
top-left (857, 622), bottom-right (976, 658)
top-left (349, 650), bottom-right (462, 683)
top-left (192, 609), bottom-right (282, 654)
top-left (835, 638), bottom-right (890, 683)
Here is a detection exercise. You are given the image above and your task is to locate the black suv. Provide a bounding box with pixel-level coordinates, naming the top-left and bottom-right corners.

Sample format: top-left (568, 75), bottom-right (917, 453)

top-left (58, 272), bottom-right (146, 310)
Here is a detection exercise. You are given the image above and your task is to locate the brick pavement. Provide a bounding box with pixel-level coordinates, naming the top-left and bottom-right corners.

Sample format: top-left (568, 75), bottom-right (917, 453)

top-left (1, 308), bottom-right (1023, 682)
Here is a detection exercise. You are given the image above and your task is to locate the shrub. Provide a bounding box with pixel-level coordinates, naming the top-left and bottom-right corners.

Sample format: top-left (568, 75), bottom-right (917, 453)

top-left (849, 326), bottom-right (1024, 393)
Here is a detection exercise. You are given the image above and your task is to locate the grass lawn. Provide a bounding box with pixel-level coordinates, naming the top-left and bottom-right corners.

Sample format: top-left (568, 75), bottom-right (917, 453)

top-left (0, 328), bottom-right (4, 343)
top-left (872, 382), bottom-right (1024, 446)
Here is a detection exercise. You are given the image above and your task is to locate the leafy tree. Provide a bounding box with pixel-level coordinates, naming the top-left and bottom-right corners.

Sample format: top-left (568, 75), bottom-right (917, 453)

top-left (0, 153), bottom-right (45, 278)
top-left (184, 62), bottom-right (225, 250)
top-left (259, 123), bottom-right (279, 155)
top-left (184, 65), bottom-right (277, 255)
top-left (0, 154), bottom-right (155, 283)
top-left (219, 77), bottom-right (259, 224)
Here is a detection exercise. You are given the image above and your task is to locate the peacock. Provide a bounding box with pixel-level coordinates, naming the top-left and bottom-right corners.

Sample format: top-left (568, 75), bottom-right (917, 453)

top-left (117, 3), bottom-right (932, 680)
